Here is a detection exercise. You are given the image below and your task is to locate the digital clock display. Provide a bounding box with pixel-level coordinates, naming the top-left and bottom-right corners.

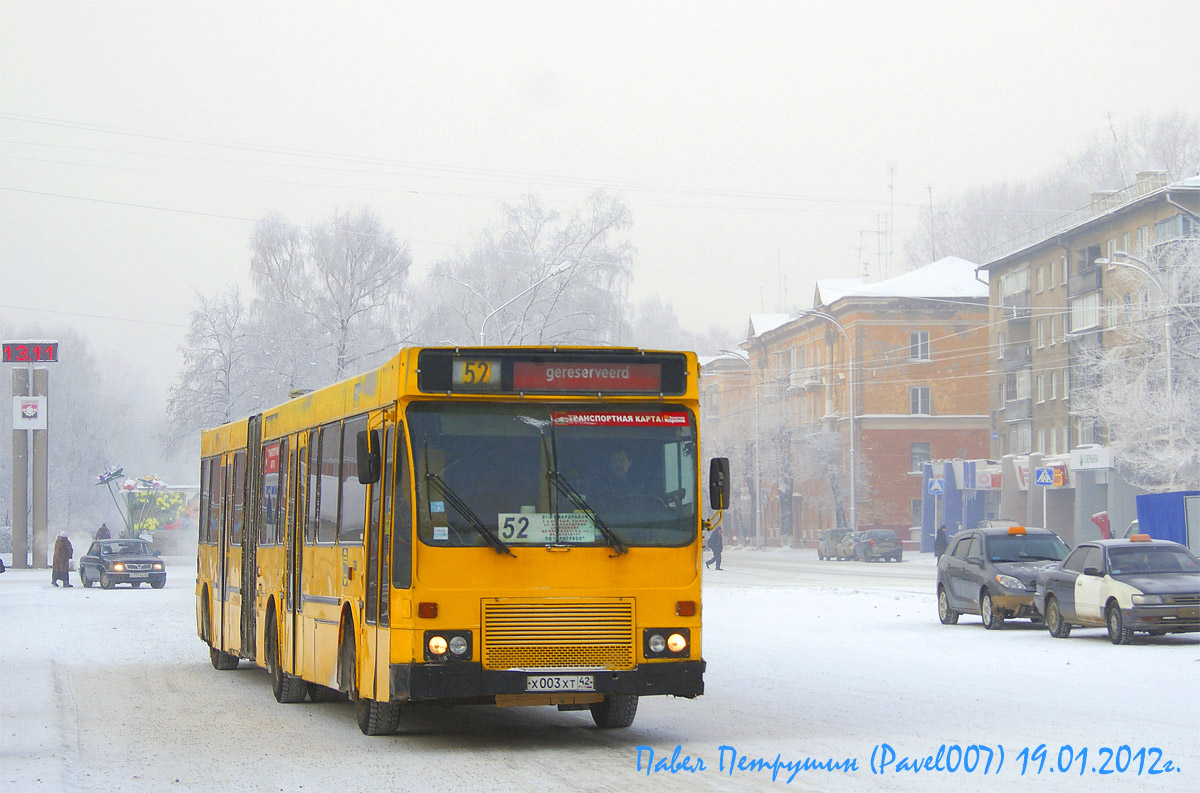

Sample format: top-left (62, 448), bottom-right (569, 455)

top-left (2, 340), bottom-right (59, 364)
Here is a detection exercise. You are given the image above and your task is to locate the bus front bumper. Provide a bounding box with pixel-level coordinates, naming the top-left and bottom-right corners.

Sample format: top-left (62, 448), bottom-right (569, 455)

top-left (391, 660), bottom-right (705, 704)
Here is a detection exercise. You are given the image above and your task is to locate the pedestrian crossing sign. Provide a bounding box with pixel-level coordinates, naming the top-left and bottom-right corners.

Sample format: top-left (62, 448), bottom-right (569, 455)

top-left (1035, 467), bottom-right (1054, 486)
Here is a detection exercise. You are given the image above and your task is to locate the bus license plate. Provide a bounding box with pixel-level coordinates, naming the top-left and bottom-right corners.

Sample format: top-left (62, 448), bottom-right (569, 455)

top-left (526, 674), bottom-right (594, 692)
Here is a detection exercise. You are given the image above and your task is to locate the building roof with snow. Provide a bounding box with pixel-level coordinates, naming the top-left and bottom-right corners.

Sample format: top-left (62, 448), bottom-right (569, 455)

top-left (813, 256), bottom-right (986, 309)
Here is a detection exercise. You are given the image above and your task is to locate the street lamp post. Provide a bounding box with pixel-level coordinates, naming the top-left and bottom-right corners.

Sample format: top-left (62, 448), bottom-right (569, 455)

top-left (716, 350), bottom-right (762, 549)
top-left (1096, 251), bottom-right (1172, 416)
top-left (799, 310), bottom-right (857, 532)
top-left (478, 262), bottom-right (573, 345)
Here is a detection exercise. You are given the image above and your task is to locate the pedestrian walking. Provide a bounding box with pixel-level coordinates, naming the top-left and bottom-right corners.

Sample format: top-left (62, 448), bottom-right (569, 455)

top-left (705, 526), bottom-right (724, 571)
top-left (95, 523), bottom-right (111, 540)
top-left (52, 531), bottom-right (74, 587)
top-left (934, 525), bottom-right (949, 558)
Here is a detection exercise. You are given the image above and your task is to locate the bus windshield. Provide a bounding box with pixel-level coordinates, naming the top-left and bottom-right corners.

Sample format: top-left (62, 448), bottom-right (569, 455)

top-left (408, 402), bottom-right (697, 549)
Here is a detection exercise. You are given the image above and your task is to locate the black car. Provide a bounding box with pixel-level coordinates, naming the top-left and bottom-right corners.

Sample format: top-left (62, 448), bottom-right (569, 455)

top-left (855, 529), bottom-right (902, 562)
top-left (79, 539), bottom-right (166, 589)
top-left (1034, 536), bottom-right (1200, 644)
top-left (937, 526), bottom-right (1068, 629)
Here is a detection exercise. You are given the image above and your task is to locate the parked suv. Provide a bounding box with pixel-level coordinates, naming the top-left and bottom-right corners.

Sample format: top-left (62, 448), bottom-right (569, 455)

top-left (817, 528), bottom-right (851, 561)
top-left (937, 526), bottom-right (1069, 630)
top-left (856, 529), bottom-right (903, 562)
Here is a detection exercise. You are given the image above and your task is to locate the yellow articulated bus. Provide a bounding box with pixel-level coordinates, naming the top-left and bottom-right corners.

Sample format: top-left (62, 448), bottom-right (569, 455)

top-left (197, 346), bottom-right (729, 734)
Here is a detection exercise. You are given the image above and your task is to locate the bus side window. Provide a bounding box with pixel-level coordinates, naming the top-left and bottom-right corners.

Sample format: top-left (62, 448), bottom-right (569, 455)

top-left (317, 423), bottom-right (340, 544)
top-left (366, 423), bottom-right (385, 626)
top-left (276, 438), bottom-right (289, 545)
top-left (339, 416), bottom-right (368, 545)
top-left (307, 430), bottom-right (322, 545)
top-left (230, 451), bottom-right (245, 546)
top-left (392, 425), bottom-right (412, 590)
top-left (380, 426), bottom-right (394, 624)
top-left (199, 458), bottom-right (211, 545)
top-left (212, 461), bottom-right (225, 546)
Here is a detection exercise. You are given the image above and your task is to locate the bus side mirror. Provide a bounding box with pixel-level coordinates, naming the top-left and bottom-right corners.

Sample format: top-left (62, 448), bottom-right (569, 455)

top-left (356, 430), bottom-right (381, 485)
top-left (708, 457), bottom-right (730, 511)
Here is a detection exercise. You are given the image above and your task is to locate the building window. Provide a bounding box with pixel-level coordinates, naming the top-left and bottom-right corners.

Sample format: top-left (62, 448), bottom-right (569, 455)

top-left (1036, 266), bottom-right (1044, 293)
top-left (909, 330), bottom-right (930, 361)
top-left (1136, 225), bottom-right (1149, 255)
top-left (1122, 231), bottom-right (1130, 254)
top-left (1036, 374), bottom-right (1045, 403)
top-left (1037, 428), bottom-right (1045, 453)
top-left (1063, 369), bottom-right (1070, 401)
top-left (910, 386), bottom-right (931, 415)
top-left (911, 500), bottom-right (922, 527)
top-left (1070, 293), bottom-right (1101, 332)
top-left (996, 330), bottom-right (1006, 358)
top-left (1060, 255), bottom-right (1069, 286)
top-left (1050, 314), bottom-right (1057, 344)
top-left (1050, 371), bottom-right (1057, 400)
top-left (1036, 319), bottom-right (1046, 348)
top-left (1049, 428), bottom-right (1058, 455)
top-left (999, 268), bottom-right (1029, 299)
top-left (1017, 424), bottom-right (1032, 454)
top-left (910, 442), bottom-right (931, 473)
top-left (1063, 426), bottom-right (1070, 452)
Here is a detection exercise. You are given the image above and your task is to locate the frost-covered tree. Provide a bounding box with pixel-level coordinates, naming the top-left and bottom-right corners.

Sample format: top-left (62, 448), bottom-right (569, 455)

top-left (1074, 240), bottom-right (1200, 490)
top-left (902, 111), bottom-right (1200, 269)
top-left (165, 287), bottom-right (256, 449)
top-left (629, 297), bottom-right (736, 353)
top-left (420, 191), bottom-right (634, 345)
top-left (250, 208), bottom-right (412, 381)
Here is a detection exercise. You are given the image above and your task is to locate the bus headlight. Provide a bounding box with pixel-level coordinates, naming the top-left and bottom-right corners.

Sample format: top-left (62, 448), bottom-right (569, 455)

top-left (424, 631), bottom-right (472, 662)
top-left (643, 627), bottom-right (690, 659)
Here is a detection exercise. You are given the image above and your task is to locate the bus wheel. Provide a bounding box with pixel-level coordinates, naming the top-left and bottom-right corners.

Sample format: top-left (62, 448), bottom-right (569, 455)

top-left (267, 614), bottom-right (306, 703)
top-left (356, 697), bottom-right (402, 736)
top-left (307, 683), bottom-right (345, 703)
top-left (209, 645), bottom-right (239, 670)
top-left (590, 694), bottom-right (638, 728)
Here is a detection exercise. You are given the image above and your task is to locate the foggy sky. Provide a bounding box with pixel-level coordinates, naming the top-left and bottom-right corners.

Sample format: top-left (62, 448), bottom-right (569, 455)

top-left (2, 0), bottom-right (1198, 399)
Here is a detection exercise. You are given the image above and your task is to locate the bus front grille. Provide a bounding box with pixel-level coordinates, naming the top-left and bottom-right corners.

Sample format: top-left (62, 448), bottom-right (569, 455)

top-left (482, 599), bottom-right (635, 670)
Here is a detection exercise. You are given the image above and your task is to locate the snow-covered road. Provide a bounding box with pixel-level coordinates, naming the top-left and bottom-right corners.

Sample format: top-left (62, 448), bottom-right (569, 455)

top-left (2, 547), bottom-right (1196, 792)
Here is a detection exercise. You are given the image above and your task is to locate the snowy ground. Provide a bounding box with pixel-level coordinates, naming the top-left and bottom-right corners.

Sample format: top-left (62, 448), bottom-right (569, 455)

top-left (2, 546), bottom-right (1196, 793)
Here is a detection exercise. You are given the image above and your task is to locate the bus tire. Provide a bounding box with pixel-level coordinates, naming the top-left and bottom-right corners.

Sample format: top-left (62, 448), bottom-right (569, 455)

top-left (307, 683), bottom-right (344, 702)
top-left (590, 694), bottom-right (638, 728)
top-left (356, 697), bottom-right (402, 736)
top-left (210, 645), bottom-right (239, 670)
top-left (267, 613), bottom-right (306, 703)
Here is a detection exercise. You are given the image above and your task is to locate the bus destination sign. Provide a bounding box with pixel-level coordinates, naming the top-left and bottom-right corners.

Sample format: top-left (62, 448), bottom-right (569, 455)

top-left (513, 362), bottom-right (661, 392)
top-left (417, 349), bottom-right (688, 395)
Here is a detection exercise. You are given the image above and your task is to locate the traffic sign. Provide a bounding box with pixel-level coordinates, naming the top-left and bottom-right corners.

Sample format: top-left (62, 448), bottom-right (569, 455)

top-left (1035, 467), bottom-right (1054, 487)
top-left (928, 477), bottom-right (945, 495)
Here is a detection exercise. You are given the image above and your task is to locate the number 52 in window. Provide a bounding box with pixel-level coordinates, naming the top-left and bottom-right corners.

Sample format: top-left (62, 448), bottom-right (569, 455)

top-left (452, 359), bottom-right (501, 389)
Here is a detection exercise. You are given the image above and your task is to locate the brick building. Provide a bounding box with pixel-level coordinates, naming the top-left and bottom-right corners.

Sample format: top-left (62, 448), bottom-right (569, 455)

top-left (702, 258), bottom-right (992, 545)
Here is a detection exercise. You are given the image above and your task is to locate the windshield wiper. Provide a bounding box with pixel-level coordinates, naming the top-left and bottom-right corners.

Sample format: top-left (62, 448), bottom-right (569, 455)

top-left (425, 472), bottom-right (514, 556)
top-left (543, 432), bottom-right (627, 555)
top-left (420, 436), bottom-right (512, 556)
top-left (553, 473), bottom-right (628, 556)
